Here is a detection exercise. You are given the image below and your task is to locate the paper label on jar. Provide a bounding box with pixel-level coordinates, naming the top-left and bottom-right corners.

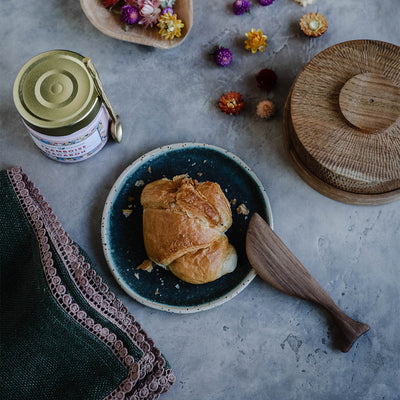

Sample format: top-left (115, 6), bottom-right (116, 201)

top-left (30, 126), bottom-right (103, 160)
top-left (25, 104), bottom-right (109, 163)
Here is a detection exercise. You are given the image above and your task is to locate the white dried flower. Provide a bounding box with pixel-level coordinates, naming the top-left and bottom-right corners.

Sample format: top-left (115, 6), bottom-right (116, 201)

top-left (294, 0), bottom-right (317, 6)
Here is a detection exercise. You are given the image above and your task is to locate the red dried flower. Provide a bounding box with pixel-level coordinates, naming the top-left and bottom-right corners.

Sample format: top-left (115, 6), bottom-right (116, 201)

top-left (218, 92), bottom-right (245, 115)
top-left (255, 68), bottom-right (277, 91)
top-left (103, 0), bottom-right (119, 7)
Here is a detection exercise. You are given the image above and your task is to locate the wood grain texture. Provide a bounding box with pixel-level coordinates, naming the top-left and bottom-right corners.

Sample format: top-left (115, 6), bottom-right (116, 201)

top-left (80, 0), bottom-right (193, 49)
top-left (290, 40), bottom-right (400, 195)
top-left (339, 73), bottom-right (400, 132)
top-left (246, 213), bottom-right (370, 353)
top-left (282, 87), bottom-right (400, 205)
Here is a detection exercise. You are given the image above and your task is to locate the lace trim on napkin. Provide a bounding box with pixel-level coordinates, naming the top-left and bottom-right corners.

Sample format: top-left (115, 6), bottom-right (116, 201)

top-left (8, 167), bottom-right (175, 400)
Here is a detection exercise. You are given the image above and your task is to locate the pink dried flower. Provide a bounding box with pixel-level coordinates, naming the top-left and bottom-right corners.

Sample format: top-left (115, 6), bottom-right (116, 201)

top-left (125, 0), bottom-right (146, 7)
top-left (256, 100), bottom-right (276, 119)
top-left (139, 0), bottom-right (161, 28)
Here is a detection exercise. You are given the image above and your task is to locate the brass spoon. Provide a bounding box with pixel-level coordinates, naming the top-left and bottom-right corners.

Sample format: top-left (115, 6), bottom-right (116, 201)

top-left (83, 57), bottom-right (122, 143)
top-left (246, 213), bottom-right (370, 352)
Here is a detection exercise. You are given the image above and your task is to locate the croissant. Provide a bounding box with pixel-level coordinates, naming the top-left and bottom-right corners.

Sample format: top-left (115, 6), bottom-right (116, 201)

top-left (140, 175), bottom-right (237, 284)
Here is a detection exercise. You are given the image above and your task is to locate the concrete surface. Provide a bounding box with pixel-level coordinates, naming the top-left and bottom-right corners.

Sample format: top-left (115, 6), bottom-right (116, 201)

top-left (1, 0), bottom-right (399, 399)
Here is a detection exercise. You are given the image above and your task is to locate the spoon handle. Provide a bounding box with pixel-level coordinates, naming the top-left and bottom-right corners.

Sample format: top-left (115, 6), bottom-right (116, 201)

top-left (83, 57), bottom-right (122, 143)
top-left (246, 213), bottom-right (369, 352)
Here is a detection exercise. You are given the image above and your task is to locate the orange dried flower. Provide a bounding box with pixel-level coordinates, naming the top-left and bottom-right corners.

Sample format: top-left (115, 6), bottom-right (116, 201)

top-left (218, 92), bottom-right (245, 115)
top-left (299, 12), bottom-right (328, 37)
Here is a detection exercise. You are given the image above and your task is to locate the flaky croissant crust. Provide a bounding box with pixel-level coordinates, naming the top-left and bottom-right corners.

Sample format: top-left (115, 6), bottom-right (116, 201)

top-left (140, 175), bottom-right (237, 284)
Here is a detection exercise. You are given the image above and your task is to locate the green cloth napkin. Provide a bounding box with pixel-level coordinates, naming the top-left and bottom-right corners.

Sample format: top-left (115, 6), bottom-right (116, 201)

top-left (0, 167), bottom-right (175, 400)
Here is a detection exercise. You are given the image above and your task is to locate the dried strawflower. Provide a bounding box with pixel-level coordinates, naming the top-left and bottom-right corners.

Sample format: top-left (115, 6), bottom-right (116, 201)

top-left (120, 5), bottom-right (140, 25)
top-left (139, 0), bottom-right (161, 28)
top-left (161, 7), bottom-right (174, 15)
top-left (256, 100), bottom-right (276, 119)
top-left (157, 12), bottom-right (184, 40)
top-left (218, 92), bottom-right (245, 115)
top-left (299, 12), bottom-right (328, 37)
top-left (259, 0), bottom-right (275, 5)
top-left (245, 28), bottom-right (267, 53)
top-left (125, 0), bottom-right (145, 7)
top-left (256, 68), bottom-right (277, 91)
top-left (103, 0), bottom-right (119, 7)
top-left (214, 47), bottom-right (233, 67)
top-left (294, 0), bottom-right (317, 6)
top-left (233, 0), bottom-right (251, 15)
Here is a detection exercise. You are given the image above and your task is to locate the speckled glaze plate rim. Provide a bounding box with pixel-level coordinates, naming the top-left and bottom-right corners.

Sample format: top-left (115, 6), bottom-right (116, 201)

top-left (101, 143), bottom-right (273, 313)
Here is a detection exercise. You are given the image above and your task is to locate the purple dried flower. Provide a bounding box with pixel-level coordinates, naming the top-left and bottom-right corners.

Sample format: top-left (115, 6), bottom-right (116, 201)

top-left (161, 7), bottom-right (174, 15)
top-left (259, 0), bottom-right (275, 5)
top-left (233, 0), bottom-right (251, 15)
top-left (214, 47), bottom-right (233, 67)
top-left (120, 5), bottom-right (140, 24)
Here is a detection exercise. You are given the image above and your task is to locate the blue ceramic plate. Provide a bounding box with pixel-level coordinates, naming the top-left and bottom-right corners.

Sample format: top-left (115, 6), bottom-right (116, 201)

top-left (101, 143), bottom-right (273, 313)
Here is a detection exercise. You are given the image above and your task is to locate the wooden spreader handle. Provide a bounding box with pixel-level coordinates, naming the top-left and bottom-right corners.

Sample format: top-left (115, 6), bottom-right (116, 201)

top-left (246, 213), bottom-right (370, 352)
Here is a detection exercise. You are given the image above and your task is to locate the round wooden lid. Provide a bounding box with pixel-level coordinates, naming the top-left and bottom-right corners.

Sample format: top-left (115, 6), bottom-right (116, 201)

top-left (290, 40), bottom-right (400, 196)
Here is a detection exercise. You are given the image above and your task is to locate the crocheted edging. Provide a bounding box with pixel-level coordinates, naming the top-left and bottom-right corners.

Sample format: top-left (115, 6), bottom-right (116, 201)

top-left (19, 171), bottom-right (175, 398)
top-left (8, 167), bottom-right (175, 400)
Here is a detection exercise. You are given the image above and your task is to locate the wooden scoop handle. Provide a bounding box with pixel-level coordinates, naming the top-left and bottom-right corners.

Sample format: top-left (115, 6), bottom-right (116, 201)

top-left (246, 213), bottom-right (370, 352)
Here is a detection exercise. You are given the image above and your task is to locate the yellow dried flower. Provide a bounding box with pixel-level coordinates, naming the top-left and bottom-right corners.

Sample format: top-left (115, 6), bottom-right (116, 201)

top-left (299, 12), bottom-right (328, 37)
top-left (157, 12), bottom-right (184, 40)
top-left (245, 28), bottom-right (267, 53)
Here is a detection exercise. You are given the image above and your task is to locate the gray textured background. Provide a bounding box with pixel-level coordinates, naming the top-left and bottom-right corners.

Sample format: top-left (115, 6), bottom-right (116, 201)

top-left (1, 0), bottom-right (399, 399)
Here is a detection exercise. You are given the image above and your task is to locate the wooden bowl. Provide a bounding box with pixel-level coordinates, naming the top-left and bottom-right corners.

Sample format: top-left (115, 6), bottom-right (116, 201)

top-left (80, 0), bottom-right (193, 49)
top-left (283, 40), bottom-right (400, 205)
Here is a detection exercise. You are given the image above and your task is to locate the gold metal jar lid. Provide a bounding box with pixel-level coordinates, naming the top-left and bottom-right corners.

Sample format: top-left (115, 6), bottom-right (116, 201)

top-left (13, 50), bottom-right (101, 136)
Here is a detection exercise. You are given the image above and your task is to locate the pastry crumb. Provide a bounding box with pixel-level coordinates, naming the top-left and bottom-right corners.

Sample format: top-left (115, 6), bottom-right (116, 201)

top-left (155, 288), bottom-right (159, 295)
top-left (230, 198), bottom-right (237, 206)
top-left (134, 273), bottom-right (140, 279)
top-left (135, 179), bottom-right (145, 187)
top-left (127, 196), bottom-right (135, 202)
top-left (136, 259), bottom-right (153, 272)
top-left (175, 284), bottom-right (180, 289)
top-left (147, 166), bottom-right (152, 174)
top-left (197, 172), bottom-right (203, 177)
top-left (122, 209), bottom-right (133, 218)
top-left (236, 203), bottom-right (250, 215)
